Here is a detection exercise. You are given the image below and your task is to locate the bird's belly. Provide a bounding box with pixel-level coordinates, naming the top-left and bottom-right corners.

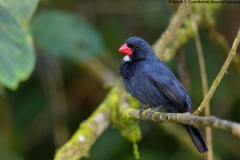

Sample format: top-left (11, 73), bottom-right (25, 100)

top-left (126, 77), bottom-right (172, 109)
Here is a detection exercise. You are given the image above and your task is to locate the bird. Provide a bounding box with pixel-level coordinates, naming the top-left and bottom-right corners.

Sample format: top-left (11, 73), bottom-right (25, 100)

top-left (118, 36), bottom-right (208, 153)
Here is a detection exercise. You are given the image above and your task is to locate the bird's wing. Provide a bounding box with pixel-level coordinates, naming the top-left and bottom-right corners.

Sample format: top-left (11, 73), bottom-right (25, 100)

top-left (145, 63), bottom-right (191, 113)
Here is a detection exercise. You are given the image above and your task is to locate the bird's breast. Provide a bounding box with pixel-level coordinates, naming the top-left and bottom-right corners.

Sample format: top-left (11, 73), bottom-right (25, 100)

top-left (120, 62), bottom-right (136, 79)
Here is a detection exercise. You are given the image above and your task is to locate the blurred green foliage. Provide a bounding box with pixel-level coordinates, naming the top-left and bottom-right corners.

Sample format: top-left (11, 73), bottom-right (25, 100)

top-left (31, 10), bottom-right (106, 61)
top-left (0, 0), bottom-right (37, 89)
top-left (0, 0), bottom-right (240, 160)
top-left (0, 0), bottom-right (39, 26)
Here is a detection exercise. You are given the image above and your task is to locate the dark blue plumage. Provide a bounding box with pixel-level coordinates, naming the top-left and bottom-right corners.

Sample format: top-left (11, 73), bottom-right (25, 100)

top-left (119, 36), bottom-right (208, 153)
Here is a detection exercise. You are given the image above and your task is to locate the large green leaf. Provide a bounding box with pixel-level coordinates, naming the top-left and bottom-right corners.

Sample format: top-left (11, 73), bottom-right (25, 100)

top-left (31, 10), bottom-right (106, 61)
top-left (0, 6), bottom-right (35, 90)
top-left (0, 0), bottom-right (39, 27)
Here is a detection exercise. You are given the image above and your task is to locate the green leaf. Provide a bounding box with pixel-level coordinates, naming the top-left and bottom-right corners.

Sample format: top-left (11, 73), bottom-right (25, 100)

top-left (31, 10), bottom-right (106, 61)
top-left (0, 6), bottom-right (35, 90)
top-left (0, 0), bottom-right (39, 27)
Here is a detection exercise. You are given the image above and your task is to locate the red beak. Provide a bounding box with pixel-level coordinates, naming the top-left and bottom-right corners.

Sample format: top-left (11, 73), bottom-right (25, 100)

top-left (118, 43), bottom-right (132, 56)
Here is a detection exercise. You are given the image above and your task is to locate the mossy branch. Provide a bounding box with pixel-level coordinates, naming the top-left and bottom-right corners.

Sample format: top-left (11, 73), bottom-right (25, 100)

top-left (54, 84), bottom-right (116, 160)
top-left (54, 82), bottom-right (141, 160)
top-left (128, 109), bottom-right (240, 140)
top-left (54, 103), bottom-right (111, 160)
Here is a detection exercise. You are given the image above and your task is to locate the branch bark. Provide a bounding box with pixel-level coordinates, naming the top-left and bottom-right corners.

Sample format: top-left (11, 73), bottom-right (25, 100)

top-left (54, 105), bottom-right (111, 160)
top-left (129, 109), bottom-right (240, 140)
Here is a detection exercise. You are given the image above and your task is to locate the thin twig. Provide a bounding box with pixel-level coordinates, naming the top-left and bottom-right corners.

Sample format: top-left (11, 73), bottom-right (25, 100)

top-left (194, 27), bottom-right (240, 114)
top-left (190, 12), bottom-right (213, 160)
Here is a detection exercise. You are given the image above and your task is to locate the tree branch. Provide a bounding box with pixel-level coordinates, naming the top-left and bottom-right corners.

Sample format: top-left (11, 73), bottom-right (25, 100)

top-left (129, 109), bottom-right (240, 140)
top-left (54, 105), bottom-right (111, 160)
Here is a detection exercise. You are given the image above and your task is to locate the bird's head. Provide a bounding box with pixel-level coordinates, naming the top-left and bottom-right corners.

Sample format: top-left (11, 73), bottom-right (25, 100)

top-left (118, 36), bottom-right (155, 62)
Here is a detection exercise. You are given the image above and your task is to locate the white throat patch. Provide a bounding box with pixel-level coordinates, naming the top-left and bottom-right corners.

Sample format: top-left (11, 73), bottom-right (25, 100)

top-left (123, 55), bottom-right (131, 62)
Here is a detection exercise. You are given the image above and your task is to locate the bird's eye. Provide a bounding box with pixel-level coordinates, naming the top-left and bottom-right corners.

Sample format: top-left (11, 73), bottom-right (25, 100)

top-left (134, 45), bottom-right (140, 49)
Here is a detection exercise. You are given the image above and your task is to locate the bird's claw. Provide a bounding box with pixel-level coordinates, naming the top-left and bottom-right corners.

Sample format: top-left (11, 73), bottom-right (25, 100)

top-left (139, 106), bottom-right (151, 119)
top-left (146, 106), bottom-right (162, 119)
top-left (139, 106), bottom-right (162, 119)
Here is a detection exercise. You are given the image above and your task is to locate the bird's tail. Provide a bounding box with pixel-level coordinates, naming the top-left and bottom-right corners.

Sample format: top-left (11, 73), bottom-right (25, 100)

top-left (184, 125), bottom-right (208, 153)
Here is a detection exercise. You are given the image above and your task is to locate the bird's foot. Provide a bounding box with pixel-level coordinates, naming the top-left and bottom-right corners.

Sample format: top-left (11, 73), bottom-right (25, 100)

top-left (146, 106), bottom-right (162, 119)
top-left (139, 106), bottom-right (152, 119)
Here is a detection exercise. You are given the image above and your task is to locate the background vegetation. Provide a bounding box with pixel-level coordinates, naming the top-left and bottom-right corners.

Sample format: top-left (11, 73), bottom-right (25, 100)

top-left (0, 0), bottom-right (240, 160)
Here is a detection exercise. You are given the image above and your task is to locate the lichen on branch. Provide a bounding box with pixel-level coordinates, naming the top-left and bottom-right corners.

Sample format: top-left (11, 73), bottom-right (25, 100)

top-left (54, 82), bottom-right (141, 160)
top-left (129, 109), bottom-right (240, 140)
